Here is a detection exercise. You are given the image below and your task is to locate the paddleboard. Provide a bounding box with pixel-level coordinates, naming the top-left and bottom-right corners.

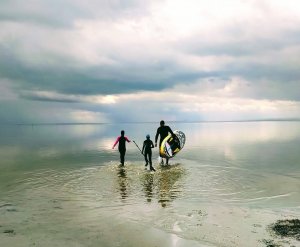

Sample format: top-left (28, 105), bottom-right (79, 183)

top-left (160, 130), bottom-right (185, 158)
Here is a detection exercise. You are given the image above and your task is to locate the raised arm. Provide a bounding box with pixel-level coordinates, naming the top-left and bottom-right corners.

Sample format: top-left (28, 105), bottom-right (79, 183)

top-left (112, 136), bottom-right (120, 149)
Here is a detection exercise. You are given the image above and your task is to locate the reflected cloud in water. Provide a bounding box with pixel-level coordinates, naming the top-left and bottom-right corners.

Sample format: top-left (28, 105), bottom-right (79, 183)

top-left (180, 122), bottom-right (300, 147)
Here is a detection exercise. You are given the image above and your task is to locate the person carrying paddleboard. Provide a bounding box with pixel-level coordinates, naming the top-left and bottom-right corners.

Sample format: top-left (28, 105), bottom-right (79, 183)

top-left (155, 120), bottom-right (175, 165)
top-left (142, 134), bottom-right (155, 171)
top-left (112, 130), bottom-right (131, 166)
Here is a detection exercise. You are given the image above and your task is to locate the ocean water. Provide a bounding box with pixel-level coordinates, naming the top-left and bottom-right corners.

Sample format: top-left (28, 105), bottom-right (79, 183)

top-left (1, 122), bottom-right (300, 247)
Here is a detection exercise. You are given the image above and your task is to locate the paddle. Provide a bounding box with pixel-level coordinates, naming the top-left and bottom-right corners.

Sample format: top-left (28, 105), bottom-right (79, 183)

top-left (133, 140), bottom-right (144, 156)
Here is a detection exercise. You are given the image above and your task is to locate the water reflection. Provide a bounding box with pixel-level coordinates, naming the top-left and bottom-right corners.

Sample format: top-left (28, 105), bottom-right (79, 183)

top-left (2, 122), bottom-right (300, 210)
top-left (141, 172), bottom-right (154, 203)
top-left (180, 121), bottom-right (300, 147)
top-left (117, 166), bottom-right (128, 200)
top-left (157, 164), bottom-right (184, 208)
top-left (140, 164), bottom-right (185, 207)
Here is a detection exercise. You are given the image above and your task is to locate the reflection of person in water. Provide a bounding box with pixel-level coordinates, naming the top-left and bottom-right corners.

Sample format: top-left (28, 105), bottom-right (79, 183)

top-left (140, 164), bottom-right (185, 207)
top-left (141, 173), bottom-right (154, 203)
top-left (155, 120), bottom-right (174, 165)
top-left (157, 165), bottom-right (184, 208)
top-left (112, 130), bottom-right (131, 166)
top-left (117, 167), bottom-right (128, 200)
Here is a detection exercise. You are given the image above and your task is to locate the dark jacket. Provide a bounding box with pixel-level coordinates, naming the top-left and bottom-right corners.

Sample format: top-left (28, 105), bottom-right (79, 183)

top-left (155, 125), bottom-right (174, 144)
top-left (142, 139), bottom-right (154, 154)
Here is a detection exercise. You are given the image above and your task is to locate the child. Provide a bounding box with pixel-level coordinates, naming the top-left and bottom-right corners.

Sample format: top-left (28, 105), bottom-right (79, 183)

top-left (112, 130), bottom-right (131, 166)
top-left (142, 134), bottom-right (155, 171)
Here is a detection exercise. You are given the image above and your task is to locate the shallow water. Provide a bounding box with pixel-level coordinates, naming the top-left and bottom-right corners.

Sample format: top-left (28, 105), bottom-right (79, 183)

top-left (1, 122), bottom-right (300, 246)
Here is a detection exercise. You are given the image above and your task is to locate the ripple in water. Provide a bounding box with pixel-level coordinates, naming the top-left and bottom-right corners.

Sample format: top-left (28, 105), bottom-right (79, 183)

top-left (183, 160), bottom-right (300, 207)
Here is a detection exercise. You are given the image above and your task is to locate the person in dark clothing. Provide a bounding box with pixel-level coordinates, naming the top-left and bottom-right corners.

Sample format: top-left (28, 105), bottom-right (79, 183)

top-left (112, 130), bottom-right (131, 166)
top-left (155, 120), bottom-right (174, 165)
top-left (142, 134), bottom-right (155, 171)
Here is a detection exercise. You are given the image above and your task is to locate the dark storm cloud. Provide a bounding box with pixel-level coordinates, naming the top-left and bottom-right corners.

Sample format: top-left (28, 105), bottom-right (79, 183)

top-left (220, 63), bottom-right (300, 101)
top-left (20, 93), bottom-right (79, 103)
top-left (0, 44), bottom-right (210, 97)
top-left (227, 63), bottom-right (300, 82)
top-left (173, 26), bottom-right (300, 101)
top-left (1, 0), bottom-right (299, 102)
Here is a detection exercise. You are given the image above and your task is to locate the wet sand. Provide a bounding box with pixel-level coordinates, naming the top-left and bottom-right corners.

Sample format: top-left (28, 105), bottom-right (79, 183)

top-left (1, 202), bottom-right (299, 247)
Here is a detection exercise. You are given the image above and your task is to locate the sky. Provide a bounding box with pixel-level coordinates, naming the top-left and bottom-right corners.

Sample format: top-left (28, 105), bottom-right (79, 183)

top-left (0, 0), bottom-right (300, 123)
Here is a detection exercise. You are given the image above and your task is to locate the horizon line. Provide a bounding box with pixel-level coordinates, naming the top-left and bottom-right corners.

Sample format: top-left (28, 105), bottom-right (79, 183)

top-left (1, 118), bottom-right (300, 126)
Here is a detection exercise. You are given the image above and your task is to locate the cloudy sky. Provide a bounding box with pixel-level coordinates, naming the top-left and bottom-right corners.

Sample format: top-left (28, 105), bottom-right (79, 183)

top-left (1, 0), bottom-right (300, 123)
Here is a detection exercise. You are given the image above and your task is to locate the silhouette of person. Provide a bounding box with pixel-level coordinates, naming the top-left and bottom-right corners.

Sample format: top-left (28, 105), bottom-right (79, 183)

top-left (112, 130), bottom-right (131, 166)
top-left (155, 120), bottom-right (175, 165)
top-left (142, 134), bottom-right (155, 171)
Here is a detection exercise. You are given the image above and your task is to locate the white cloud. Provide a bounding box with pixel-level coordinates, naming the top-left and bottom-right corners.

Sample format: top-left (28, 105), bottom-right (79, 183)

top-left (94, 89), bottom-right (300, 122)
top-left (1, 0), bottom-right (300, 123)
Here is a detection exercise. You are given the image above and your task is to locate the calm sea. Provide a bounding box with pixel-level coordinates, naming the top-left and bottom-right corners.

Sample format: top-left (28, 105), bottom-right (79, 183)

top-left (1, 122), bottom-right (300, 246)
